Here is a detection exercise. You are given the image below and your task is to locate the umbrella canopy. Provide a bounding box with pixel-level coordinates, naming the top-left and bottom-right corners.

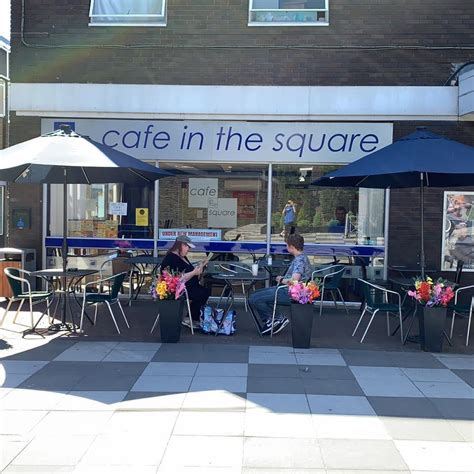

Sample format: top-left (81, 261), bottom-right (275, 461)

top-left (312, 128), bottom-right (474, 278)
top-left (0, 128), bottom-right (171, 184)
top-left (0, 127), bottom-right (173, 280)
top-left (312, 129), bottom-right (474, 189)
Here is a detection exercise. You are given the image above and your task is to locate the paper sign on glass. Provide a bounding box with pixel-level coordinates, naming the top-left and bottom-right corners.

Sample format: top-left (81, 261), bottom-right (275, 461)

top-left (109, 202), bottom-right (127, 216)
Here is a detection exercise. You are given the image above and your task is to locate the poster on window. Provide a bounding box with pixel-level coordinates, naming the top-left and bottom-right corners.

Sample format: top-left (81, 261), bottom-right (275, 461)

top-left (232, 191), bottom-right (256, 219)
top-left (441, 191), bottom-right (474, 271)
top-left (208, 198), bottom-right (237, 228)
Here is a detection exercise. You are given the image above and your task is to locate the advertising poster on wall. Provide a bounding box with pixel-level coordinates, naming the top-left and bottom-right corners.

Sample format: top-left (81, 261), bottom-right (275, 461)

top-left (441, 191), bottom-right (474, 271)
top-left (232, 191), bottom-right (256, 219)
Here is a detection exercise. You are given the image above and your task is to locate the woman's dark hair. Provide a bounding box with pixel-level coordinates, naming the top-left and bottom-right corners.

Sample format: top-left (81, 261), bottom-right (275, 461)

top-left (286, 233), bottom-right (304, 251)
top-left (166, 240), bottom-right (187, 256)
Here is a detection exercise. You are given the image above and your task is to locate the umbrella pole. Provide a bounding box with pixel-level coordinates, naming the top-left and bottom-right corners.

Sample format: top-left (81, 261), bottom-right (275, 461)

top-left (61, 168), bottom-right (69, 329)
top-left (420, 173), bottom-right (425, 279)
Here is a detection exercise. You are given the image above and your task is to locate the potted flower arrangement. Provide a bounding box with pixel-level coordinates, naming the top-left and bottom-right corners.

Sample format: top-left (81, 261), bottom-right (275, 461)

top-left (150, 269), bottom-right (186, 343)
top-left (407, 276), bottom-right (455, 352)
top-left (287, 280), bottom-right (321, 348)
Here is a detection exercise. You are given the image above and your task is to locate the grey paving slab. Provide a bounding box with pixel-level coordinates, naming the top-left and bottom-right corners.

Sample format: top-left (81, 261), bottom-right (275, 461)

top-left (0, 410), bottom-right (48, 435)
top-left (3, 465), bottom-right (75, 472)
top-left (453, 369), bottom-right (474, 387)
top-left (340, 350), bottom-right (398, 367)
top-left (447, 419), bottom-right (474, 442)
top-left (380, 416), bottom-right (465, 441)
top-left (1, 339), bottom-right (76, 361)
top-left (303, 378), bottom-right (365, 396)
top-left (243, 437), bottom-right (324, 469)
top-left (195, 362), bottom-right (248, 377)
top-left (56, 391), bottom-right (128, 411)
top-left (151, 343), bottom-right (205, 362)
top-left (245, 412), bottom-right (315, 438)
top-left (18, 372), bottom-right (85, 391)
top-left (0, 439), bottom-right (29, 472)
top-left (1, 388), bottom-right (69, 410)
top-left (120, 391), bottom-right (186, 410)
top-left (401, 367), bottom-right (465, 382)
top-left (85, 361), bottom-right (148, 376)
top-left (78, 433), bottom-right (168, 466)
top-left (102, 349), bottom-right (157, 362)
top-left (182, 390), bottom-right (246, 411)
top-left (173, 411), bottom-right (245, 436)
top-left (242, 469), bottom-right (325, 474)
top-left (189, 375), bottom-right (247, 393)
top-left (248, 351), bottom-right (297, 365)
top-left (30, 411), bottom-right (112, 436)
top-left (102, 411), bottom-right (178, 436)
top-left (307, 394), bottom-right (376, 416)
top-left (349, 366), bottom-right (405, 378)
top-left (247, 364), bottom-right (301, 378)
top-left (0, 360), bottom-right (48, 374)
top-left (246, 376), bottom-right (305, 394)
top-left (53, 342), bottom-right (118, 362)
top-left (160, 435), bottom-right (244, 469)
top-left (1, 373), bottom-right (33, 389)
top-left (298, 365), bottom-right (356, 380)
top-left (313, 413), bottom-right (390, 440)
top-left (246, 393), bottom-right (310, 414)
top-left (413, 380), bottom-right (474, 398)
top-left (395, 440), bottom-right (474, 472)
top-left (428, 397), bottom-right (474, 420)
top-left (355, 375), bottom-right (424, 397)
top-left (131, 375), bottom-right (192, 392)
top-left (32, 361), bottom-right (101, 376)
top-left (141, 362), bottom-right (198, 376)
top-left (294, 353), bottom-right (346, 366)
top-left (385, 352), bottom-right (446, 369)
top-left (367, 396), bottom-right (443, 419)
top-left (71, 374), bottom-right (140, 391)
top-left (319, 439), bottom-right (409, 470)
top-left (10, 434), bottom-right (95, 466)
top-left (114, 342), bottom-right (161, 351)
top-left (435, 355), bottom-right (474, 370)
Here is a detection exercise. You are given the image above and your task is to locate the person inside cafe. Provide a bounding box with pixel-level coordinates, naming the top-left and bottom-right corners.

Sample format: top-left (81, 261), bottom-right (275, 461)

top-left (248, 233), bottom-right (312, 335)
top-left (160, 235), bottom-right (210, 329)
top-left (280, 199), bottom-right (297, 239)
top-left (327, 206), bottom-right (347, 233)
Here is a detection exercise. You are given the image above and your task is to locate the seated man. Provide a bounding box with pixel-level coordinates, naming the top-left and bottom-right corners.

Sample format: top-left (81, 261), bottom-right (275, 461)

top-left (327, 206), bottom-right (347, 233)
top-left (249, 233), bottom-right (312, 335)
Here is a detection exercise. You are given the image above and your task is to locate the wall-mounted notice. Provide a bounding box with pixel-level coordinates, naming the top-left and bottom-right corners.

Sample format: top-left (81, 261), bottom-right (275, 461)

top-left (109, 202), bottom-right (127, 216)
top-left (208, 198), bottom-right (237, 228)
top-left (136, 208), bottom-right (149, 226)
top-left (188, 178), bottom-right (218, 208)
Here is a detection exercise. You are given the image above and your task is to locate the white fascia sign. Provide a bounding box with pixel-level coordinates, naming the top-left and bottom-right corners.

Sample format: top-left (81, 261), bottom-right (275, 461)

top-left (41, 119), bottom-right (393, 164)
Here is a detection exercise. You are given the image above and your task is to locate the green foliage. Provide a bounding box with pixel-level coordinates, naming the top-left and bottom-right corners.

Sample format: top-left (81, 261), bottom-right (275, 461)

top-left (297, 219), bottom-right (311, 228)
top-left (272, 212), bottom-right (282, 227)
top-left (312, 212), bottom-right (322, 227)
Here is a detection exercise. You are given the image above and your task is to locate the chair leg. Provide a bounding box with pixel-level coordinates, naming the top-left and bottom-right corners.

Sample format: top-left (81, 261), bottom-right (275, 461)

top-left (105, 301), bottom-right (121, 334)
top-left (466, 302), bottom-right (473, 346)
top-left (185, 296), bottom-right (194, 335)
top-left (450, 311), bottom-right (457, 339)
top-left (337, 288), bottom-right (349, 315)
top-left (116, 300), bottom-right (130, 329)
top-left (270, 292), bottom-right (279, 337)
top-left (319, 287), bottom-right (325, 317)
top-left (398, 308), bottom-right (404, 344)
top-left (1, 299), bottom-right (13, 326)
top-left (360, 309), bottom-right (379, 343)
top-left (79, 300), bottom-right (87, 333)
top-left (150, 311), bottom-right (160, 334)
top-left (13, 299), bottom-right (25, 323)
top-left (94, 304), bottom-right (98, 325)
top-left (352, 306), bottom-right (367, 336)
top-left (29, 298), bottom-right (34, 330)
top-left (386, 312), bottom-right (391, 336)
top-left (330, 290), bottom-right (338, 310)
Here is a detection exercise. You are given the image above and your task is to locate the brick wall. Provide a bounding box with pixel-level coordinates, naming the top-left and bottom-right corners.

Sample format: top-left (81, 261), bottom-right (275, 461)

top-left (10, 0), bottom-right (473, 86)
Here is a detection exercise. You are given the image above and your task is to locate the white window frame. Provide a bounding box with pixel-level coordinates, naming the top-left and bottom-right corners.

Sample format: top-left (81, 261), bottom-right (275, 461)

top-left (248, 0), bottom-right (329, 27)
top-left (89, 0), bottom-right (167, 27)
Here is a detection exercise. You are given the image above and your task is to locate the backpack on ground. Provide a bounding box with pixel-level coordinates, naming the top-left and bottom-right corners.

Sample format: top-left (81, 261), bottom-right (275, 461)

top-left (200, 305), bottom-right (236, 336)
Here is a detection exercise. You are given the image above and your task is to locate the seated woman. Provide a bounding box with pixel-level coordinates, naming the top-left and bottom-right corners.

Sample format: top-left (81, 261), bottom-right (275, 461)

top-left (249, 234), bottom-right (312, 335)
top-left (160, 235), bottom-right (211, 329)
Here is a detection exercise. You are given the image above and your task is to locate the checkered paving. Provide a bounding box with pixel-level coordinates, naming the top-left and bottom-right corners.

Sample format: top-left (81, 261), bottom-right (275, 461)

top-left (1, 340), bottom-right (473, 472)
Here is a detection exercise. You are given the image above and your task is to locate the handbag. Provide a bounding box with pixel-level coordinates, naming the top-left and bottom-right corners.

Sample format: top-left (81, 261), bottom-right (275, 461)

top-left (200, 305), bottom-right (236, 336)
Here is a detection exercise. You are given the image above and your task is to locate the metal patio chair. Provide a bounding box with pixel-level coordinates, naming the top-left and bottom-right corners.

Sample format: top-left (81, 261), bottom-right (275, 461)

top-left (449, 284), bottom-right (474, 346)
top-left (312, 264), bottom-right (348, 316)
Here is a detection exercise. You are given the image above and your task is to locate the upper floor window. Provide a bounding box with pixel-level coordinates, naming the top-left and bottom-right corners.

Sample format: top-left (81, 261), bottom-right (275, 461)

top-left (249, 0), bottom-right (329, 26)
top-left (89, 0), bottom-right (166, 26)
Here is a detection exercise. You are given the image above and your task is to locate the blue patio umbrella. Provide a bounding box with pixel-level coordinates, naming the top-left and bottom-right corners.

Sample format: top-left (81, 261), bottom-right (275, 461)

top-left (312, 128), bottom-right (474, 277)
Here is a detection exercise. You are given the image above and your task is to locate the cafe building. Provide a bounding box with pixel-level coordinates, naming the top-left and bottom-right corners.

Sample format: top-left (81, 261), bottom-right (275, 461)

top-left (4, 0), bottom-right (474, 290)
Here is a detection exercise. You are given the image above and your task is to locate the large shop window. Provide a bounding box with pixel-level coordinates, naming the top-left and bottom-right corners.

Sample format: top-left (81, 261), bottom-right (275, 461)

top-left (249, 0), bottom-right (329, 26)
top-left (89, 0), bottom-right (166, 26)
top-left (158, 163), bottom-right (268, 244)
top-left (271, 164), bottom-right (385, 247)
top-left (48, 182), bottom-right (155, 240)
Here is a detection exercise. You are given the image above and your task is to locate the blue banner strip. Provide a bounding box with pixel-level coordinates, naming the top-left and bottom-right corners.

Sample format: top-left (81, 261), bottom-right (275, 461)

top-left (45, 237), bottom-right (384, 258)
